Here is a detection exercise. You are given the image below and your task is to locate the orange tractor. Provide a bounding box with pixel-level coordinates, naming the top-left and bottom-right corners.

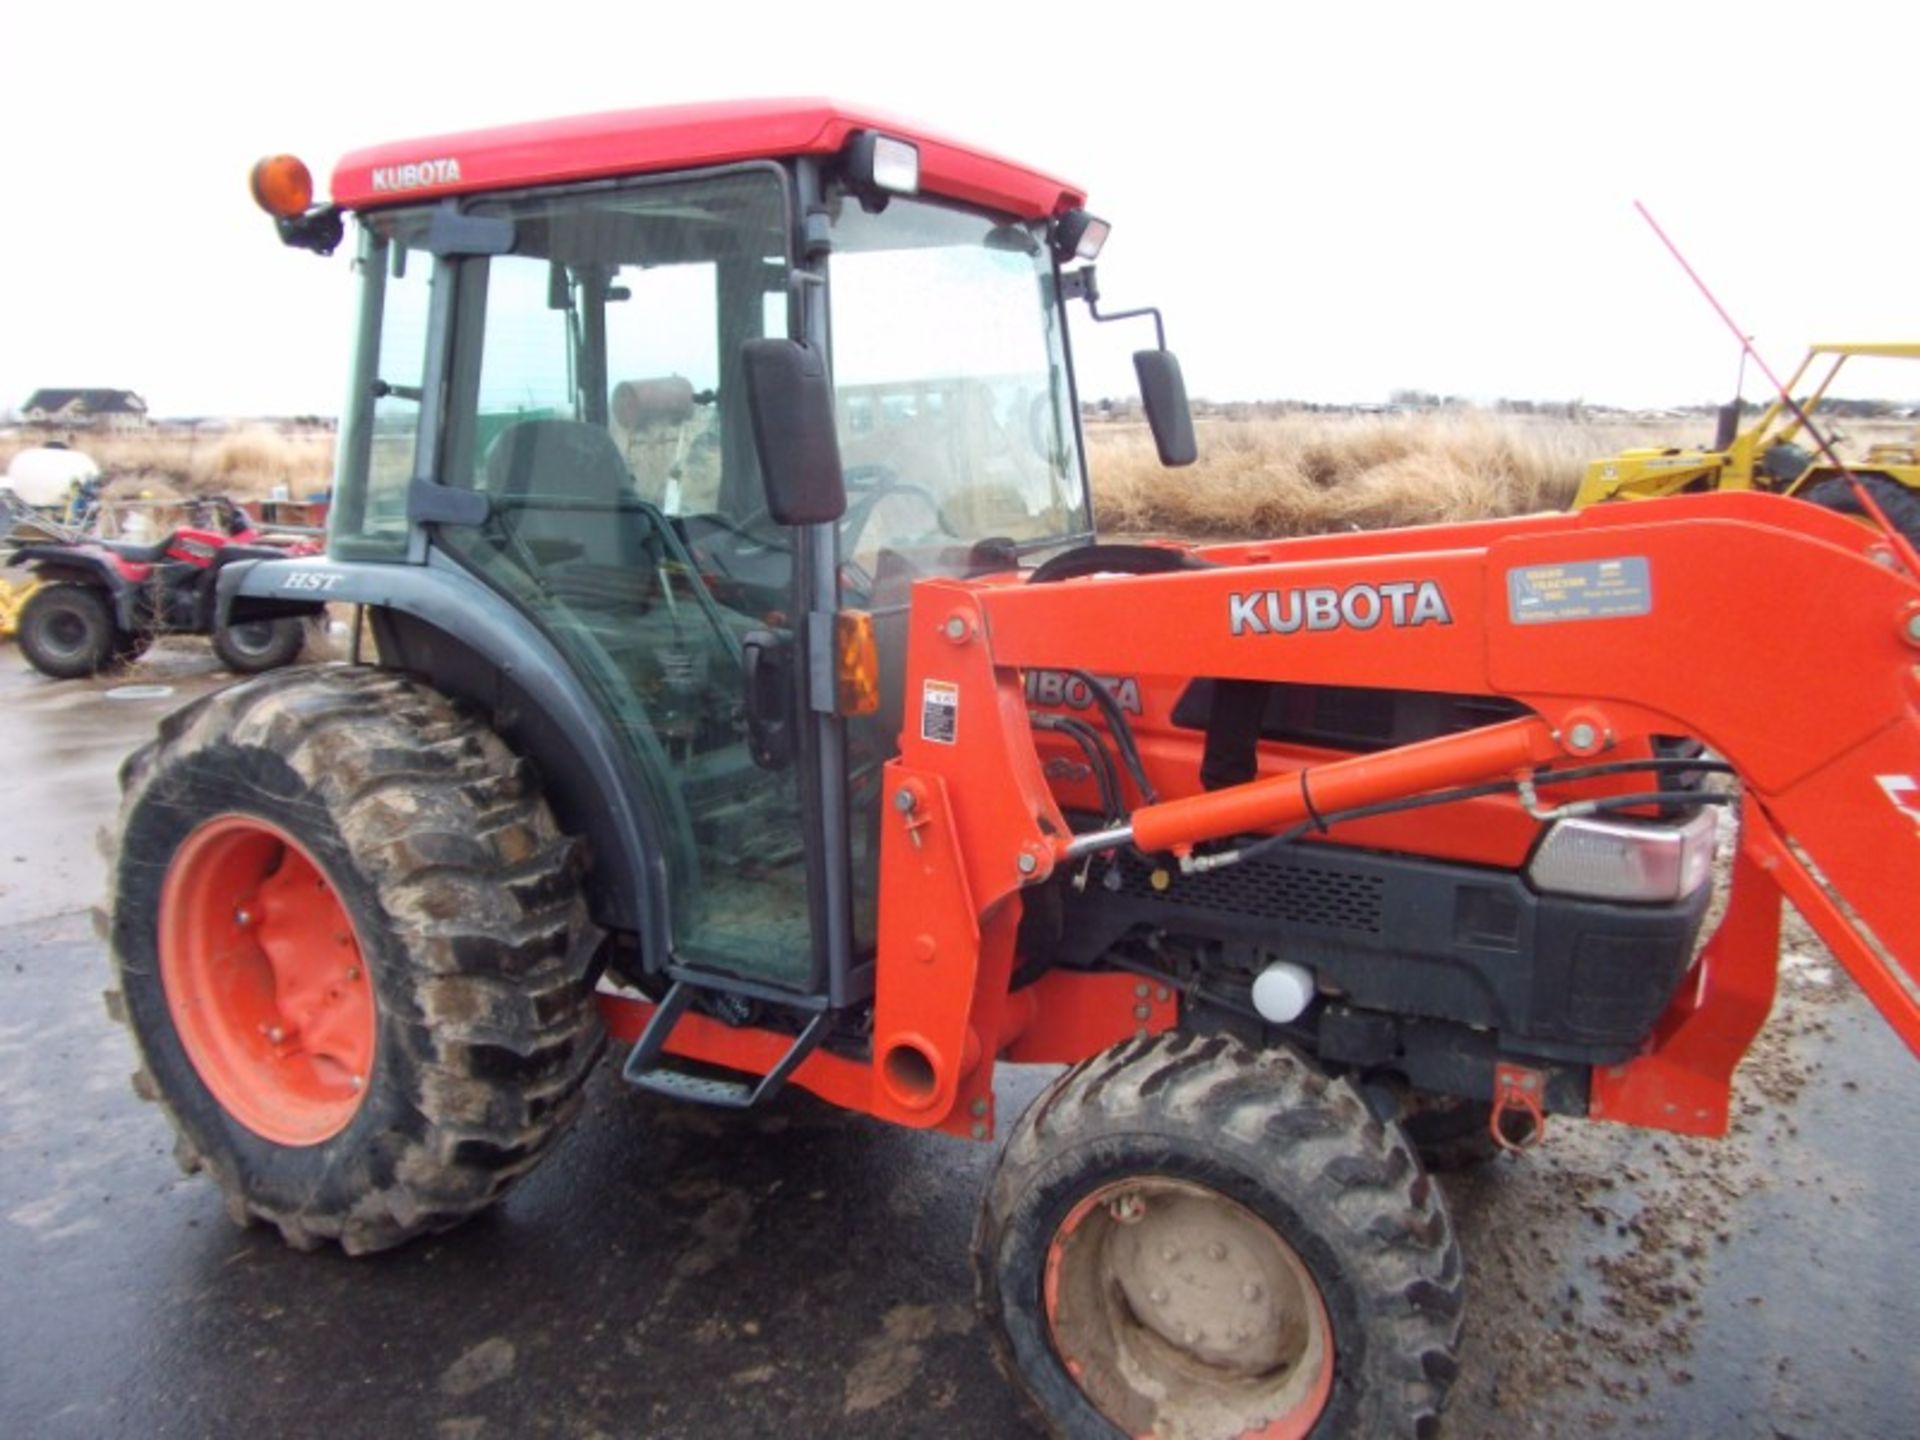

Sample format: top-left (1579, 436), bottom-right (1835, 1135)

top-left (106, 101), bottom-right (1920, 1438)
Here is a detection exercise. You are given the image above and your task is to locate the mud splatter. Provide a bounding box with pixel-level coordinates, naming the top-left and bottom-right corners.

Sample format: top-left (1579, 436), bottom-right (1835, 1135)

top-left (440, 1337), bottom-right (517, 1398)
top-left (842, 1303), bottom-right (974, 1415)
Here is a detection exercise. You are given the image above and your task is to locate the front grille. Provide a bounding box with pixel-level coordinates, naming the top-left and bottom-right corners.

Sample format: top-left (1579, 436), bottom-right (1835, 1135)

top-left (1119, 854), bottom-right (1385, 934)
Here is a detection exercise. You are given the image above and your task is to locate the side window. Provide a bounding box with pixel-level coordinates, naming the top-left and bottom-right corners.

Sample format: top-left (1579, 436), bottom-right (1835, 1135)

top-left (330, 221), bottom-right (432, 559)
top-left (472, 256), bottom-right (575, 466)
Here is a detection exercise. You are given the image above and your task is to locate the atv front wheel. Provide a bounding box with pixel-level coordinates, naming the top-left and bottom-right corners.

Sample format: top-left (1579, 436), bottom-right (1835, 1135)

top-left (107, 667), bottom-right (604, 1253)
top-left (975, 1033), bottom-right (1463, 1439)
top-left (211, 616), bottom-right (306, 673)
top-left (18, 582), bottom-right (116, 678)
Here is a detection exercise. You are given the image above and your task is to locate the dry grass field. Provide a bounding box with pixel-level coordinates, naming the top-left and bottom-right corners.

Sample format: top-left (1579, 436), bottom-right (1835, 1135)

top-left (1087, 410), bottom-right (1920, 537)
top-left (0, 428), bottom-right (333, 506)
top-left (6, 411), bottom-right (1914, 538)
top-left (1092, 411), bottom-right (1673, 536)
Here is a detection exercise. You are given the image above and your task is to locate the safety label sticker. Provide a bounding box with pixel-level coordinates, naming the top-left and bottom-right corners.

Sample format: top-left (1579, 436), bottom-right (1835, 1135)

top-left (920, 679), bottom-right (959, 744)
top-left (1507, 557), bottom-right (1652, 624)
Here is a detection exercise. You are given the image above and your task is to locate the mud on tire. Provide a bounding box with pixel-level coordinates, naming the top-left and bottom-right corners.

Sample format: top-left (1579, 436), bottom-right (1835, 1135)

top-left (106, 666), bottom-right (605, 1254)
top-left (974, 1032), bottom-right (1463, 1439)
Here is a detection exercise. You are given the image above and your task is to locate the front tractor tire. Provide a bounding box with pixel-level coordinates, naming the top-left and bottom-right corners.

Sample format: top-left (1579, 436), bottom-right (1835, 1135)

top-left (107, 667), bottom-right (604, 1254)
top-left (975, 1033), bottom-right (1463, 1440)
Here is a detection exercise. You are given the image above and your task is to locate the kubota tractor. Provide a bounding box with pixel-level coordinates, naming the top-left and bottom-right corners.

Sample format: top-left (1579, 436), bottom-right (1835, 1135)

top-left (104, 101), bottom-right (1920, 1439)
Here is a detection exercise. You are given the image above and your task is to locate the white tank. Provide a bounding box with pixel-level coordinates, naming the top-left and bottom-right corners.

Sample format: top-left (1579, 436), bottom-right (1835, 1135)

top-left (5, 447), bottom-right (100, 507)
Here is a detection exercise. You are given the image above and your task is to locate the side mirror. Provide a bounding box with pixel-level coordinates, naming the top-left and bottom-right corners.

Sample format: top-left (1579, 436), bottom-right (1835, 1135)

top-left (1134, 350), bottom-right (1198, 467)
top-left (743, 339), bottom-right (847, 525)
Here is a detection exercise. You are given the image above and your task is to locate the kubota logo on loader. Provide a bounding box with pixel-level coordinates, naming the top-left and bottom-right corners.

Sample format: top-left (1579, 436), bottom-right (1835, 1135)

top-left (1877, 775), bottom-right (1920, 830)
top-left (1229, 580), bottom-right (1453, 637)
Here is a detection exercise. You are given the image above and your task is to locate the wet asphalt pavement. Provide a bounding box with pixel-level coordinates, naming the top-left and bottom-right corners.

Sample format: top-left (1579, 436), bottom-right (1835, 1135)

top-left (2, 643), bottom-right (1916, 1439)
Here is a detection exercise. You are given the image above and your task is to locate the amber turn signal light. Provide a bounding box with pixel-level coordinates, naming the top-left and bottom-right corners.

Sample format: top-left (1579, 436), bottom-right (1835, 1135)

top-left (250, 155), bottom-right (315, 218)
top-left (835, 610), bottom-right (881, 717)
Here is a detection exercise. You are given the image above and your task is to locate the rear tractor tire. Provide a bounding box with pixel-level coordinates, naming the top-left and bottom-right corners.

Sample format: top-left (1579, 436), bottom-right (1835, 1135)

top-left (211, 615), bottom-right (307, 674)
top-left (974, 1033), bottom-right (1463, 1439)
top-left (1801, 471), bottom-right (1920, 548)
top-left (106, 666), bottom-right (605, 1254)
top-left (17, 581), bottom-right (116, 678)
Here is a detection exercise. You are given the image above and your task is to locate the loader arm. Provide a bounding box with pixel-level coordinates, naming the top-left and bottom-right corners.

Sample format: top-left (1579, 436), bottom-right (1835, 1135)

top-left (862, 490), bottom-right (1920, 1137)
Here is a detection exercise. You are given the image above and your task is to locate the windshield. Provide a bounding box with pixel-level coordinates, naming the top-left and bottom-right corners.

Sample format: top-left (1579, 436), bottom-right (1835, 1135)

top-left (825, 194), bottom-right (1089, 562)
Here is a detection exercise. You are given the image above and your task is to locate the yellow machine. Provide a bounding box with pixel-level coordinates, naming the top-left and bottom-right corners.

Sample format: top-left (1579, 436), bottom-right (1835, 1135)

top-left (0, 576), bottom-right (36, 641)
top-left (1577, 343), bottom-right (1920, 538)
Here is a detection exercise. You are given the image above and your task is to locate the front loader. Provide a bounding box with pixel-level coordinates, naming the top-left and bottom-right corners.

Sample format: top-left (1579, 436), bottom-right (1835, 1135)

top-left (105, 101), bottom-right (1920, 1439)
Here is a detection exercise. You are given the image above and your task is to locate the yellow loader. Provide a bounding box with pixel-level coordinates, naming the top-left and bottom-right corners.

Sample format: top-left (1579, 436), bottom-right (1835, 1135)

top-left (1577, 342), bottom-right (1920, 542)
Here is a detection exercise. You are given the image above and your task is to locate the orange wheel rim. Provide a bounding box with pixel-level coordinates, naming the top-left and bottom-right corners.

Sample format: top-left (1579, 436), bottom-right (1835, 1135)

top-left (158, 814), bottom-right (377, 1146)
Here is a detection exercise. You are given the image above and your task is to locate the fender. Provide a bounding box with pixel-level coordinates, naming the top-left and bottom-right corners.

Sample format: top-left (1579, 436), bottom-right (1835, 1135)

top-left (8, 544), bottom-right (143, 632)
top-left (223, 552), bottom-right (675, 959)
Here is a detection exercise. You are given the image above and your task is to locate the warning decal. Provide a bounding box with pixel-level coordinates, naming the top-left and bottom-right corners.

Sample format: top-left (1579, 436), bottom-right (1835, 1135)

top-left (1508, 557), bottom-right (1653, 624)
top-left (920, 679), bottom-right (959, 744)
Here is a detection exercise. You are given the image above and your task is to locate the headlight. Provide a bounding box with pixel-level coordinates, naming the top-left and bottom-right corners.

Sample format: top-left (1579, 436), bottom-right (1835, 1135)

top-left (1528, 809), bottom-right (1717, 903)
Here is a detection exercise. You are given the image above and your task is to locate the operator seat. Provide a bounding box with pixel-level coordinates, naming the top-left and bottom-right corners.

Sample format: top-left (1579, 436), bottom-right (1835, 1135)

top-left (482, 419), bottom-right (647, 573)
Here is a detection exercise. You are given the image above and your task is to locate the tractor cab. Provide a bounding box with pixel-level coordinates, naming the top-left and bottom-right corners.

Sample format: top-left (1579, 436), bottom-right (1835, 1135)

top-left (239, 101), bottom-right (1192, 1014)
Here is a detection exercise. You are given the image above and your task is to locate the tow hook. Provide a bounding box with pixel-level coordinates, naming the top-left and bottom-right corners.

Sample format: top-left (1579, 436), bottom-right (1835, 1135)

top-left (1490, 1062), bottom-right (1548, 1152)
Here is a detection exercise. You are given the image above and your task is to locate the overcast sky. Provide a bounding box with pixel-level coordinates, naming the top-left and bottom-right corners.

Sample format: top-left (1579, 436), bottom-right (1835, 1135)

top-left (3, 1), bottom-right (1913, 418)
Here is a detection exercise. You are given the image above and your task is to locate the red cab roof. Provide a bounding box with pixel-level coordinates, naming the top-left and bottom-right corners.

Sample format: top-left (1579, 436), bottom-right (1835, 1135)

top-left (330, 98), bottom-right (1085, 219)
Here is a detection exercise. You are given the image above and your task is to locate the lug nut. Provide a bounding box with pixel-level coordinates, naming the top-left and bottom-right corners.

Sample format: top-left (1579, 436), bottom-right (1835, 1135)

top-left (1243, 1281), bottom-right (1264, 1302)
top-left (1016, 852), bottom-right (1039, 875)
top-left (1149, 1287), bottom-right (1169, 1307)
top-left (1207, 1241), bottom-right (1227, 1262)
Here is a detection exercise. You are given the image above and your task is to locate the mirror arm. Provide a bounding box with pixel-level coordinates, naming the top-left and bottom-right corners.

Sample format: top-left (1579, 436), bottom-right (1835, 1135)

top-left (1062, 265), bottom-right (1168, 351)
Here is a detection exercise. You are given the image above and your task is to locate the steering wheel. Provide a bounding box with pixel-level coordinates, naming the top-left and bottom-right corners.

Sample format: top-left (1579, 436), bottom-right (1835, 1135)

top-left (839, 465), bottom-right (948, 563)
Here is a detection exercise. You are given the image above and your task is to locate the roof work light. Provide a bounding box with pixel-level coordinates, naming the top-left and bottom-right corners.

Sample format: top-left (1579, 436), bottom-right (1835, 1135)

top-left (1053, 208), bottom-right (1109, 262)
top-left (842, 132), bottom-right (920, 196)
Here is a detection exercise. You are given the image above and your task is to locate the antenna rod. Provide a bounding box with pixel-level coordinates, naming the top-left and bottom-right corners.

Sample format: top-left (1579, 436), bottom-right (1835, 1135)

top-left (1633, 200), bottom-right (1918, 572)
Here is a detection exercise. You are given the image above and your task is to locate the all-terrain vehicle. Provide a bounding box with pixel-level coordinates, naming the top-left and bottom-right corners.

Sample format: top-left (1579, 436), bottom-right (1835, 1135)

top-left (1576, 341), bottom-right (1920, 541)
top-left (5, 495), bottom-right (318, 678)
top-left (102, 103), bottom-right (1920, 1439)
